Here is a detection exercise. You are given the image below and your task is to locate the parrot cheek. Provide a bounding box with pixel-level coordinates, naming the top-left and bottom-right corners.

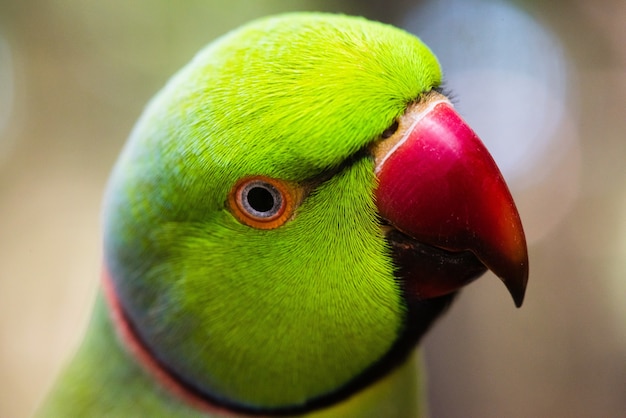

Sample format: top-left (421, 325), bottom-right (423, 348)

top-left (373, 91), bottom-right (528, 307)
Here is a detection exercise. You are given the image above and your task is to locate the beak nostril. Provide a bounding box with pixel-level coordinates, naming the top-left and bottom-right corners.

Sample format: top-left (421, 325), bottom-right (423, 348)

top-left (381, 121), bottom-right (400, 139)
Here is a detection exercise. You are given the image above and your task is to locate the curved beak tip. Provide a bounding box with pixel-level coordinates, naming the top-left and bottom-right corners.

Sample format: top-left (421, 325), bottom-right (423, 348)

top-left (503, 260), bottom-right (528, 308)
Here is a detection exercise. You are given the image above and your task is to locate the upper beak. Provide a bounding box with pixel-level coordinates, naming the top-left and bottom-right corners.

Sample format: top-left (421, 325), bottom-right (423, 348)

top-left (373, 91), bottom-right (528, 307)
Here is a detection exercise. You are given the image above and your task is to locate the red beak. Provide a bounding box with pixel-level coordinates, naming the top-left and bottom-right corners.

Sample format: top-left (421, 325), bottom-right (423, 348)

top-left (373, 92), bottom-right (528, 307)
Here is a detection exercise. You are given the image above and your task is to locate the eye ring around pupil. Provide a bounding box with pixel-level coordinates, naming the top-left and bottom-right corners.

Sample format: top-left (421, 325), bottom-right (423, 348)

top-left (241, 181), bottom-right (283, 217)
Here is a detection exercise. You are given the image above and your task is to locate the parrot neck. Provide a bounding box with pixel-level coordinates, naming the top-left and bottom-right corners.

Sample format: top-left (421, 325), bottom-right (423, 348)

top-left (94, 269), bottom-right (427, 417)
top-left (101, 268), bottom-right (236, 415)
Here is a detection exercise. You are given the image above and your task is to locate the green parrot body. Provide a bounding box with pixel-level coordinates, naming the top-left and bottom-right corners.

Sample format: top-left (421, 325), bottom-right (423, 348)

top-left (39, 13), bottom-right (527, 417)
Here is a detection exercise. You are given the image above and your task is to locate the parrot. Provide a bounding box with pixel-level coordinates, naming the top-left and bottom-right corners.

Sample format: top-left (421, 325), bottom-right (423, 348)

top-left (38, 12), bottom-right (528, 418)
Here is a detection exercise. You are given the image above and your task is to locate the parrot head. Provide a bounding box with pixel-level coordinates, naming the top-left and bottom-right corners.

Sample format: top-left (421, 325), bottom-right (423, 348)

top-left (102, 13), bottom-right (528, 416)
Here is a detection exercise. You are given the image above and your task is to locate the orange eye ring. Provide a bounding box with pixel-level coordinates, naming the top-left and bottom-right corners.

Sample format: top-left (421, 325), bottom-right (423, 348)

top-left (228, 175), bottom-right (298, 230)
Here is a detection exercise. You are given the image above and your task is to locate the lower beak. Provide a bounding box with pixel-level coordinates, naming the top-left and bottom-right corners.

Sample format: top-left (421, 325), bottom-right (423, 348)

top-left (373, 91), bottom-right (528, 307)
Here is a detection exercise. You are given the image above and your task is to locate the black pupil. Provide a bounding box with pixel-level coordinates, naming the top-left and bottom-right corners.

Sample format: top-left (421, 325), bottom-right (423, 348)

top-left (246, 186), bottom-right (275, 213)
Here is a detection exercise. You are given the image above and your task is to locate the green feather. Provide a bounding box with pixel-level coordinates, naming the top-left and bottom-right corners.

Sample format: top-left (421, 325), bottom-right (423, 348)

top-left (39, 12), bottom-right (441, 417)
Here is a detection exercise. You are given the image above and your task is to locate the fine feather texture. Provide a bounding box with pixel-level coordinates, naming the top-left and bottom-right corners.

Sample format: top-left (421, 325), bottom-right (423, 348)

top-left (40, 12), bottom-right (443, 416)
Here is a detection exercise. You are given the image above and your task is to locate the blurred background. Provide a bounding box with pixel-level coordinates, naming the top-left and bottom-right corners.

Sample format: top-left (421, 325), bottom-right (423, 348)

top-left (0, 0), bottom-right (624, 416)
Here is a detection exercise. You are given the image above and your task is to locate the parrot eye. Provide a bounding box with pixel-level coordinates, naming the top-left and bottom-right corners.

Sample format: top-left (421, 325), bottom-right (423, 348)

top-left (241, 181), bottom-right (282, 217)
top-left (228, 176), bottom-right (297, 229)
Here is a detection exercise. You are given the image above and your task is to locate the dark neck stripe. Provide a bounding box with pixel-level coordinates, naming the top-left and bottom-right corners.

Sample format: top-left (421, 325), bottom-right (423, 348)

top-left (101, 267), bottom-right (453, 416)
top-left (102, 269), bottom-right (246, 416)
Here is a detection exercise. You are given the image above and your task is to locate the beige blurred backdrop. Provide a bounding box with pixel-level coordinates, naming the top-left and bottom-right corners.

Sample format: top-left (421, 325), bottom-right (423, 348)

top-left (0, 1), bottom-right (624, 417)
